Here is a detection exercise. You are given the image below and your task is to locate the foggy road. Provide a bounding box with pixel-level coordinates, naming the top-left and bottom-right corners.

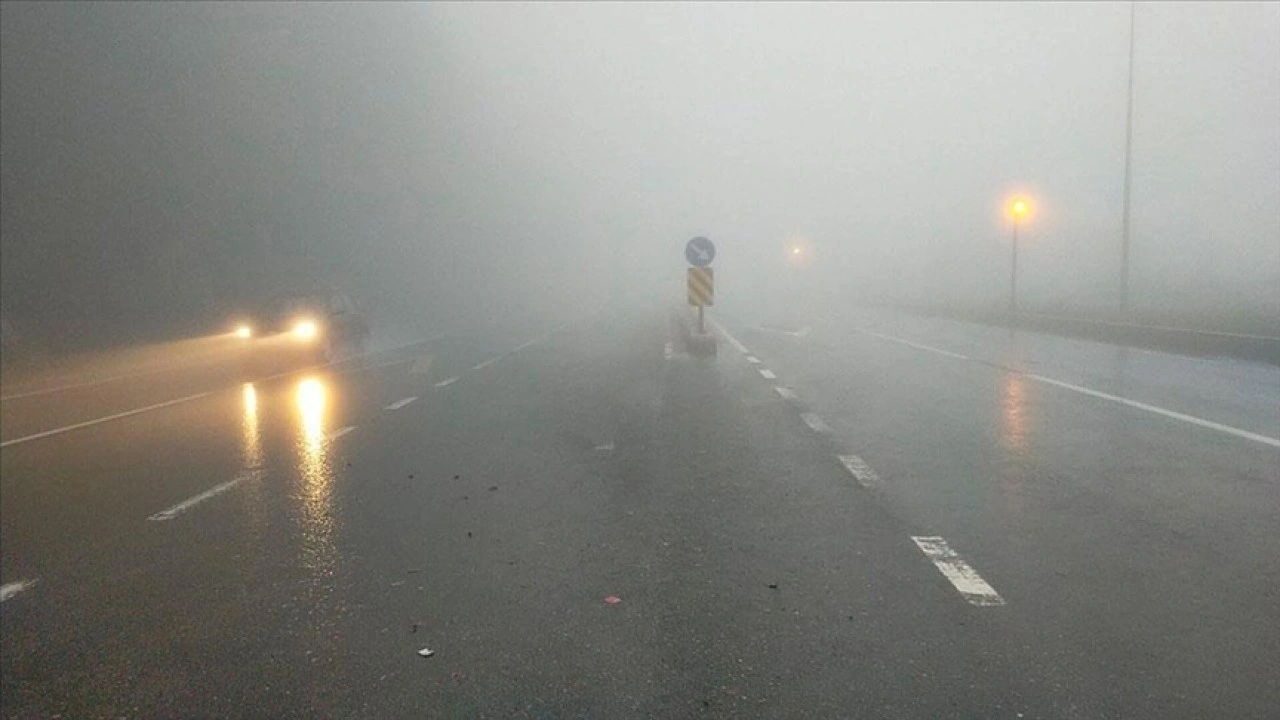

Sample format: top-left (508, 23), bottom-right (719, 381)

top-left (2, 308), bottom-right (1277, 719)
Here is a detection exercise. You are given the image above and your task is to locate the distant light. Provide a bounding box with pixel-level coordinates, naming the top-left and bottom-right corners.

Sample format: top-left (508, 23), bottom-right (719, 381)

top-left (235, 325), bottom-right (253, 339)
top-left (294, 320), bottom-right (319, 340)
top-left (1010, 197), bottom-right (1032, 218)
top-left (792, 247), bottom-right (802, 255)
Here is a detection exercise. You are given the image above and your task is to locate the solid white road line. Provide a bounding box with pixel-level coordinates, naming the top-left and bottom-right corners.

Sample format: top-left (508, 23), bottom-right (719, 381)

top-left (385, 397), bottom-right (418, 411)
top-left (434, 377), bottom-right (458, 388)
top-left (837, 454), bottom-right (882, 489)
top-left (0, 579), bottom-right (38, 602)
top-left (708, 317), bottom-right (750, 355)
top-left (1, 364), bottom-right (182, 402)
top-left (1027, 373), bottom-right (1280, 449)
top-left (912, 536), bottom-right (1005, 606)
top-left (854, 328), bottom-right (970, 360)
top-left (0, 391), bottom-right (212, 449)
top-left (774, 387), bottom-right (798, 400)
top-left (856, 326), bottom-right (1280, 449)
top-left (745, 356), bottom-right (761, 364)
top-left (148, 469), bottom-right (265, 522)
top-left (326, 426), bottom-right (356, 441)
top-left (800, 412), bottom-right (833, 434)
top-left (759, 369), bottom-right (777, 380)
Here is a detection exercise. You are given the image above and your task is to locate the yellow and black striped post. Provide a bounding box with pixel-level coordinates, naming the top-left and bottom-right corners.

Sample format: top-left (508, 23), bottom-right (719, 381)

top-left (687, 268), bottom-right (714, 307)
top-left (687, 267), bottom-right (714, 333)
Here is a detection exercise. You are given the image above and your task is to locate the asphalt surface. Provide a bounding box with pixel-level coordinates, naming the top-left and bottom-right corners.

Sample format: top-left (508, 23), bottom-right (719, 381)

top-left (1, 305), bottom-right (1278, 718)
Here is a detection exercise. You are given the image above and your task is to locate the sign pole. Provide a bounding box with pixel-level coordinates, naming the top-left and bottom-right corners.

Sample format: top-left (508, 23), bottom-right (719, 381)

top-left (698, 304), bottom-right (705, 334)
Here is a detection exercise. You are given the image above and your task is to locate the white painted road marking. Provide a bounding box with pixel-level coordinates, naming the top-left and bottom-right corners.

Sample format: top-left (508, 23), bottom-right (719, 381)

top-left (759, 369), bottom-right (777, 380)
top-left (774, 387), bottom-right (798, 400)
top-left (326, 426), bottom-right (356, 441)
top-left (0, 391), bottom-right (212, 449)
top-left (471, 357), bottom-right (498, 371)
top-left (837, 454), bottom-right (882, 489)
top-left (664, 342), bottom-right (674, 360)
top-left (708, 317), bottom-right (750, 355)
top-left (1027, 373), bottom-right (1280, 449)
top-left (434, 377), bottom-right (458, 388)
top-left (855, 326), bottom-right (1280, 449)
top-left (854, 328), bottom-right (970, 361)
top-left (385, 397), bottom-right (418, 411)
top-left (1, 364), bottom-right (182, 401)
top-left (594, 441), bottom-right (615, 452)
top-left (149, 469), bottom-right (265, 522)
top-left (745, 356), bottom-right (761, 364)
top-left (800, 412), bottom-right (833, 434)
top-left (0, 579), bottom-right (38, 602)
top-left (912, 536), bottom-right (1005, 606)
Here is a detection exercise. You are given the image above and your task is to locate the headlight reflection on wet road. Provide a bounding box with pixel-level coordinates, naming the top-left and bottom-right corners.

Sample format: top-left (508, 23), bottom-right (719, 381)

top-left (296, 377), bottom-right (336, 580)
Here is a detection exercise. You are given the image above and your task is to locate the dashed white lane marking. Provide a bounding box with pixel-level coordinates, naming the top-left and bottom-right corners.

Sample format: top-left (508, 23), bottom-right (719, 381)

top-left (471, 357), bottom-right (497, 371)
top-left (434, 377), bottom-right (458, 388)
top-left (837, 454), bottom-right (882, 489)
top-left (0, 391), bottom-right (212, 449)
top-left (0, 579), bottom-right (38, 602)
top-left (800, 412), bottom-right (833, 434)
top-left (148, 469), bottom-right (265, 521)
top-left (594, 441), bottom-right (615, 452)
top-left (912, 536), bottom-right (1005, 606)
top-left (1027, 374), bottom-right (1280, 449)
top-left (745, 356), bottom-right (761, 364)
top-left (854, 328), bottom-right (970, 360)
top-left (385, 397), bottom-right (418, 411)
top-left (664, 342), bottom-right (674, 360)
top-left (708, 318), bottom-right (750, 355)
top-left (774, 387), bottom-right (798, 400)
top-left (326, 426), bottom-right (356, 441)
top-left (759, 369), bottom-right (777, 380)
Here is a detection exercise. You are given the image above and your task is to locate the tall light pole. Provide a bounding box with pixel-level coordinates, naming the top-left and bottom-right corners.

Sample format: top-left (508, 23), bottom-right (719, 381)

top-left (1010, 198), bottom-right (1030, 314)
top-left (1120, 0), bottom-right (1136, 313)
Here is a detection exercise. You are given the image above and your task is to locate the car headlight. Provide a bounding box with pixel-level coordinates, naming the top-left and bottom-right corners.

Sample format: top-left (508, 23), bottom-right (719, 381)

top-left (235, 325), bottom-right (253, 339)
top-left (293, 320), bottom-right (319, 340)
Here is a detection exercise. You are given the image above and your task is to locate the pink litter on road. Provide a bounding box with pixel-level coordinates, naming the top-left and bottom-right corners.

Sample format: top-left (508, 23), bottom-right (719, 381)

top-left (604, 595), bottom-right (622, 605)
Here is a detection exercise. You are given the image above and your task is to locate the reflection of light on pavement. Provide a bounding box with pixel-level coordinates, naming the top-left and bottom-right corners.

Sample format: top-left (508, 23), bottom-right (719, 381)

top-left (239, 383), bottom-right (267, 537)
top-left (241, 383), bottom-right (263, 468)
top-left (295, 377), bottom-right (335, 579)
top-left (999, 372), bottom-right (1029, 517)
top-left (1002, 372), bottom-right (1028, 452)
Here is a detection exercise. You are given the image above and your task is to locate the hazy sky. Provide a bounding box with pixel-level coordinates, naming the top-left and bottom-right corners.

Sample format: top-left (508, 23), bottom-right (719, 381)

top-left (2, 2), bottom-right (1277, 346)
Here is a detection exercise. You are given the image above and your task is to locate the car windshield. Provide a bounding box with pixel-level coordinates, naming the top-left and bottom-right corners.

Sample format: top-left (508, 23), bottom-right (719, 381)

top-left (2, 3), bottom-right (1277, 718)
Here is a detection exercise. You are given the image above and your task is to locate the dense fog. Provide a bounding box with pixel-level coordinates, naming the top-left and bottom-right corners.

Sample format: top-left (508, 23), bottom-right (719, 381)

top-left (2, 2), bottom-right (1277, 353)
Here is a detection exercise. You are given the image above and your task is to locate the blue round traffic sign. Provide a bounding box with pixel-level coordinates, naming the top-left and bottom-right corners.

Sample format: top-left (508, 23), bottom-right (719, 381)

top-left (685, 236), bottom-right (716, 267)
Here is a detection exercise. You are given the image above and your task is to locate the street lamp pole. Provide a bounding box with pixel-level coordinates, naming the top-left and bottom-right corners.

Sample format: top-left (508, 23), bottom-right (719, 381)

top-left (1120, 0), bottom-right (1136, 313)
top-left (1010, 215), bottom-right (1020, 314)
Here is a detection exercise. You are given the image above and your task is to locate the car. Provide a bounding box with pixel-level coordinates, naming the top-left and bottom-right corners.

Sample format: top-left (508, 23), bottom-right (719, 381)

top-left (234, 291), bottom-right (371, 362)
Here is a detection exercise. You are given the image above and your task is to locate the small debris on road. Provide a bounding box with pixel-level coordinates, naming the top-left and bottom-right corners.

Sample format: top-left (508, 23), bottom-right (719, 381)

top-left (488, 485), bottom-right (498, 491)
top-left (417, 647), bottom-right (434, 658)
top-left (768, 583), bottom-right (778, 589)
top-left (453, 475), bottom-right (460, 480)
top-left (467, 531), bottom-right (472, 538)
top-left (408, 474), bottom-right (414, 479)
top-left (604, 595), bottom-right (622, 605)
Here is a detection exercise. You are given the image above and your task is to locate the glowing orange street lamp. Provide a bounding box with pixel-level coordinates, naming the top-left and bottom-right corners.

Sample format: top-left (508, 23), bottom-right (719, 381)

top-left (1008, 197), bottom-right (1032, 314)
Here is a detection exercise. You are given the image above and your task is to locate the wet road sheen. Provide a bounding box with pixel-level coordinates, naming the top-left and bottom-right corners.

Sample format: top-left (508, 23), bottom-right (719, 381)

top-left (1, 308), bottom-right (1277, 718)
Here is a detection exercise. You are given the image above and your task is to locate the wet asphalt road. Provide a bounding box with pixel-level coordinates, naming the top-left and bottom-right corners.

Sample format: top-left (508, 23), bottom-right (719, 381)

top-left (1, 306), bottom-right (1277, 719)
